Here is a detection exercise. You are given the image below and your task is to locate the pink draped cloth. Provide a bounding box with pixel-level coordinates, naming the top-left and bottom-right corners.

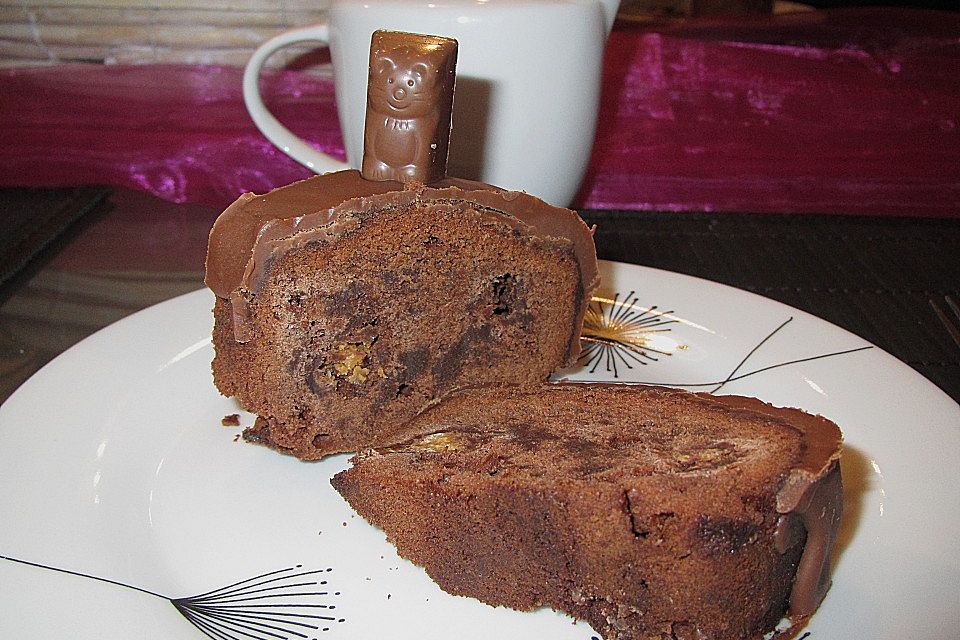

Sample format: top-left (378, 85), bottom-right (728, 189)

top-left (1, 8), bottom-right (958, 215)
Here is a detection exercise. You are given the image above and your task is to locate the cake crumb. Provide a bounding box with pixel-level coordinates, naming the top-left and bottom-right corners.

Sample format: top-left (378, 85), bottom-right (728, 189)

top-left (221, 413), bottom-right (241, 426)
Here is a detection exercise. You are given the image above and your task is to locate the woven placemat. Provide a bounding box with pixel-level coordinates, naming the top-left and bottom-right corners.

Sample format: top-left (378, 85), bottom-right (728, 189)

top-left (0, 186), bottom-right (111, 293)
top-left (579, 210), bottom-right (960, 404)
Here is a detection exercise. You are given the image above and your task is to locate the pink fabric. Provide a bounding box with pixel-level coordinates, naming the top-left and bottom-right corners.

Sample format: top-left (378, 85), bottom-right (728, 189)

top-left (1, 8), bottom-right (957, 215)
top-left (583, 8), bottom-right (960, 215)
top-left (0, 64), bottom-right (341, 208)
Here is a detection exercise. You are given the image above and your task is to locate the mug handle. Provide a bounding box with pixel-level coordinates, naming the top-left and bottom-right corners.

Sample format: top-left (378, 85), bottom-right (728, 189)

top-left (242, 24), bottom-right (350, 174)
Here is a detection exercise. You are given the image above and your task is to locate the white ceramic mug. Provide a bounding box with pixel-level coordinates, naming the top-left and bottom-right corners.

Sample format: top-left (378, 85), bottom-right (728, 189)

top-left (243, 0), bottom-right (619, 206)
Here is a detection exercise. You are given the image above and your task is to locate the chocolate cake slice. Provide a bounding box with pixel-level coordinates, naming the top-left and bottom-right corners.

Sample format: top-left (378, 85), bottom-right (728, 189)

top-left (332, 383), bottom-right (843, 640)
top-left (205, 31), bottom-right (598, 459)
top-left (205, 171), bottom-right (598, 459)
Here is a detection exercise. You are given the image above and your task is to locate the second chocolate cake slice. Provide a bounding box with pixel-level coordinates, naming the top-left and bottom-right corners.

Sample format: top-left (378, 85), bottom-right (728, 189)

top-left (332, 383), bottom-right (843, 640)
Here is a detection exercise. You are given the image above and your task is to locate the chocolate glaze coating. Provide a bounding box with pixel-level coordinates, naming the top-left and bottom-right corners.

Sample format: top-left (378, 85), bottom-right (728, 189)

top-left (205, 170), bottom-right (600, 347)
top-left (708, 394), bottom-right (843, 619)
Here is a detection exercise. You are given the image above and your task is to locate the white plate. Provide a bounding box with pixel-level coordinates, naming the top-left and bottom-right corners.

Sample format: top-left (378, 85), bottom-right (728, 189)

top-left (1, 260), bottom-right (958, 640)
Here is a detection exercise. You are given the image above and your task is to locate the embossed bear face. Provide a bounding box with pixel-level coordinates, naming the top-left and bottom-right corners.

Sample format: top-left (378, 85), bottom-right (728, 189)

top-left (368, 47), bottom-right (439, 118)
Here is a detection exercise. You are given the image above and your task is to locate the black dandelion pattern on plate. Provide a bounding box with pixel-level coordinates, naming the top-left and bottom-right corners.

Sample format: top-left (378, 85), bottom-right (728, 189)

top-left (578, 291), bottom-right (677, 377)
top-left (172, 565), bottom-right (344, 639)
top-left (0, 554), bottom-right (345, 639)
